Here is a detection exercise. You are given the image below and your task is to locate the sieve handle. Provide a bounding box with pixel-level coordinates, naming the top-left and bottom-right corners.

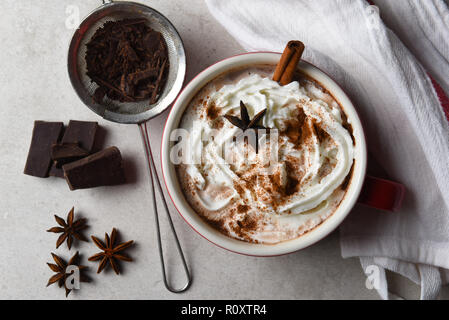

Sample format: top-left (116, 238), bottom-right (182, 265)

top-left (138, 122), bottom-right (192, 293)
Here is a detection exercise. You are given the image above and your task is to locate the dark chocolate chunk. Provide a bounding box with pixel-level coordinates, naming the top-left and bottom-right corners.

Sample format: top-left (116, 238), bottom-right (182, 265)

top-left (24, 121), bottom-right (64, 178)
top-left (51, 142), bottom-right (89, 161)
top-left (62, 120), bottom-right (98, 152)
top-left (63, 146), bottom-right (126, 190)
top-left (50, 120), bottom-right (98, 179)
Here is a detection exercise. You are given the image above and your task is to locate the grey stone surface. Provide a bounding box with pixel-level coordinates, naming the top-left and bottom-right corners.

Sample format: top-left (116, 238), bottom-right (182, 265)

top-left (0, 0), bottom-right (442, 300)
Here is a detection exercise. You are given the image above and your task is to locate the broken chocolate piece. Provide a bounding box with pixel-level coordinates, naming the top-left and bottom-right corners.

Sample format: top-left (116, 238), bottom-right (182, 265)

top-left (144, 30), bottom-right (162, 52)
top-left (63, 146), bottom-right (126, 190)
top-left (51, 142), bottom-right (89, 161)
top-left (150, 58), bottom-right (167, 104)
top-left (128, 66), bottom-right (158, 85)
top-left (50, 120), bottom-right (98, 178)
top-left (62, 120), bottom-right (98, 152)
top-left (24, 121), bottom-right (64, 178)
top-left (85, 19), bottom-right (169, 105)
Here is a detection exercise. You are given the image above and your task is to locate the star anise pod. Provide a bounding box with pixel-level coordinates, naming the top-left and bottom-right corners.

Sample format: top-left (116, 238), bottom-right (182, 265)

top-left (47, 207), bottom-right (88, 250)
top-left (224, 101), bottom-right (269, 153)
top-left (88, 228), bottom-right (134, 275)
top-left (46, 251), bottom-right (89, 297)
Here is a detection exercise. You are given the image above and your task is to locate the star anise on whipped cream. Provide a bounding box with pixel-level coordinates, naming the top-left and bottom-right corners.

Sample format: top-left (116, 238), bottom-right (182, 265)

top-left (224, 101), bottom-right (269, 153)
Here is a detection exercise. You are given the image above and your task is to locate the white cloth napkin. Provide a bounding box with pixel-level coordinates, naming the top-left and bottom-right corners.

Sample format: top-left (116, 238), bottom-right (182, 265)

top-left (374, 0), bottom-right (449, 97)
top-left (205, 0), bottom-right (449, 299)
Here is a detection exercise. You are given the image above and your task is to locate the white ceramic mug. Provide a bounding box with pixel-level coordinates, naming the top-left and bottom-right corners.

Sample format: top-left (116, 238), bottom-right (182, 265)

top-left (161, 52), bottom-right (403, 256)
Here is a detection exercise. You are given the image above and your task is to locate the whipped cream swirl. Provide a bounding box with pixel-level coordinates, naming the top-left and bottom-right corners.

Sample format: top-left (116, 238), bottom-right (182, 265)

top-left (177, 71), bottom-right (354, 243)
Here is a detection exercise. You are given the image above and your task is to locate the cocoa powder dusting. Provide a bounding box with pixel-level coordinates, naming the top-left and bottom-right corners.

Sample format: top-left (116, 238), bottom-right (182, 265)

top-left (231, 215), bottom-right (258, 242)
top-left (206, 218), bottom-right (226, 233)
top-left (206, 102), bottom-right (220, 120)
top-left (313, 122), bottom-right (330, 143)
top-left (213, 118), bottom-right (224, 129)
top-left (317, 157), bottom-right (332, 180)
top-left (237, 215), bottom-right (257, 230)
top-left (234, 182), bottom-right (246, 198)
top-left (237, 204), bottom-right (250, 213)
top-left (285, 161), bottom-right (300, 196)
top-left (269, 171), bottom-right (284, 195)
top-left (284, 107), bottom-right (306, 146)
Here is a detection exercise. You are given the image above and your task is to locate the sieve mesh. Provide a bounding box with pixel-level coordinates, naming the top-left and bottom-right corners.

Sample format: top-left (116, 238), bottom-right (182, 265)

top-left (68, 1), bottom-right (186, 124)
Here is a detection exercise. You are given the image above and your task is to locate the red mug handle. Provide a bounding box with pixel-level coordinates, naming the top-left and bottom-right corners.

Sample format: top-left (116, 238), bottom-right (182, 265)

top-left (357, 175), bottom-right (405, 212)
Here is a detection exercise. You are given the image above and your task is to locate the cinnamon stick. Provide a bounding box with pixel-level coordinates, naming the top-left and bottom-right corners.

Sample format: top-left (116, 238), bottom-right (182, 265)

top-left (273, 41), bottom-right (305, 85)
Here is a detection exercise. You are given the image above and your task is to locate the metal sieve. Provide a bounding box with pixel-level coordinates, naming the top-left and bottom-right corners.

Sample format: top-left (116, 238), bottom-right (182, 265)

top-left (67, 0), bottom-right (191, 293)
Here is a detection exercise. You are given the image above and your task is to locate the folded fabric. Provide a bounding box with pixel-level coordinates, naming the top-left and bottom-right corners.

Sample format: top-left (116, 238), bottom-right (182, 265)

top-left (205, 0), bottom-right (449, 299)
top-left (374, 0), bottom-right (449, 97)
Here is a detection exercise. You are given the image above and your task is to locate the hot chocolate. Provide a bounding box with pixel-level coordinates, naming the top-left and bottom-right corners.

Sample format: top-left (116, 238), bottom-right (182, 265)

top-left (174, 64), bottom-right (355, 244)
